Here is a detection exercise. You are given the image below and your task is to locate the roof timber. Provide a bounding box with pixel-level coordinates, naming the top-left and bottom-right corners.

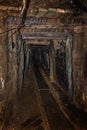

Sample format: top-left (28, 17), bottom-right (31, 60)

top-left (25, 40), bottom-right (49, 45)
top-left (22, 32), bottom-right (70, 40)
top-left (0, 0), bottom-right (22, 7)
top-left (29, 0), bottom-right (70, 9)
top-left (0, 6), bottom-right (72, 17)
top-left (6, 16), bottom-right (61, 25)
top-left (5, 15), bottom-right (87, 29)
top-left (27, 7), bottom-right (72, 18)
top-left (0, 0), bottom-right (87, 15)
top-left (0, 5), bottom-right (21, 12)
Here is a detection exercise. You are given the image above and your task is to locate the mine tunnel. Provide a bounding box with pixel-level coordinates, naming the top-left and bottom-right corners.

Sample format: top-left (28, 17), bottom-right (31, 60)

top-left (0, 0), bottom-right (87, 130)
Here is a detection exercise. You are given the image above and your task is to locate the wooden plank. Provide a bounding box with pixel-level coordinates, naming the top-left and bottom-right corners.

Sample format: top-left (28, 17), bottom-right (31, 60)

top-left (0, 5), bottom-right (21, 11)
top-left (6, 16), bottom-right (59, 25)
top-left (25, 41), bottom-right (49, 45)
top-left (22, 32), bottom-right (69, 40)
top-left (0, 0), bottom-right (22, 7)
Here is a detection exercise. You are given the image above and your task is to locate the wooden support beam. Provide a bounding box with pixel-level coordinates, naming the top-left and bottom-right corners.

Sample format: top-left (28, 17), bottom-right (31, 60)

top-left (0, 5), bottom-right (21, 12)
top-left (28, 7), bottom-right (72, 18)
top-left (25, 40), bottom-right (49, 45)
top-left (23, 36), bottom-right (67, 40)
top-left (22, 32), bottom-right (69, 40)
top-left (49, 41), bottom-right (55, 82)
top-left (5, 16), bottom-right (59, 25)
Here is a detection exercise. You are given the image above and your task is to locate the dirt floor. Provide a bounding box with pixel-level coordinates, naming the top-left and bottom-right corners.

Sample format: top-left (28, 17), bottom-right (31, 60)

top-left (15, 69), bottom-right (44, 130)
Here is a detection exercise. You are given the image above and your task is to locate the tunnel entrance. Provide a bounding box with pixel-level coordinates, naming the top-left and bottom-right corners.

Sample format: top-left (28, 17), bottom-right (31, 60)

top-left (19, 35), bottom-right (73, 98)
top-left (29, 44), bottom-right (49, 72)
top-left (17, 31), bottom-right (73, 98)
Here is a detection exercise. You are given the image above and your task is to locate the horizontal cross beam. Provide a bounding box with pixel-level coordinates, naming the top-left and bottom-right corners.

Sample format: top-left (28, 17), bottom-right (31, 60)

top-left (22, 32), bottom-right (69, 40)
top-left (25, 40), bottom-right (49, 45)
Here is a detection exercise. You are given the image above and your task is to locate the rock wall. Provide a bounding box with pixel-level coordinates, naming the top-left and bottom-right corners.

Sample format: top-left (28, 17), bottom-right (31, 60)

top-left (0, 15), bottom-right (18, 127)
top-left (0, 15), bottom-right (7, 114)
top-left (73, 26), bottom-right (87, 110)
top-left (6, 23), bottom-right (18, 99)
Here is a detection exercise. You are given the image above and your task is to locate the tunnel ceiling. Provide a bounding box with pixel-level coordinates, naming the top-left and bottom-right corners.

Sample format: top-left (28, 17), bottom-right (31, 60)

top-left (28, 0), bottom-right (87, 16)
top-left (0, 0), bottom-right (70, 8)
top-left (0, 0), bottom-right (87, 31)
top-left (0, 0), bottom-right (87, 13)
top-left (30, 0), bottom-right (70, 9)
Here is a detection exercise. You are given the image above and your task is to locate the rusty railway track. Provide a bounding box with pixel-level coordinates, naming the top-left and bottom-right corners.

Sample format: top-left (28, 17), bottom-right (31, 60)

top-left (34, 67), bottom-right (76, 130)
top-left (39, 69), bottom-right (79, 130)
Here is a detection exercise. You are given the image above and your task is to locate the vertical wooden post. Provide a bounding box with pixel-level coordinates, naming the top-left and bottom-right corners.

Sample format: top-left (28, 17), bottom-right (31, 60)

top-left (66, 35), bottom-right (73, 98)
top-left (25, 44), bottom-right (30, 70)
top-left (0, 15), bottom-right (6, 90)
top-left (17, 31), bottom-right (24, 95)
top-left (49, 40), bottom-right (55, 82)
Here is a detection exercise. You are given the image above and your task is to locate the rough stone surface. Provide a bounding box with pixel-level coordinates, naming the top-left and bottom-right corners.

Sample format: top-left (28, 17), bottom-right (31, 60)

top-left (0, 16), bottom-right (7, 114)
top-left (73, 26), bottom-right (87, 109)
